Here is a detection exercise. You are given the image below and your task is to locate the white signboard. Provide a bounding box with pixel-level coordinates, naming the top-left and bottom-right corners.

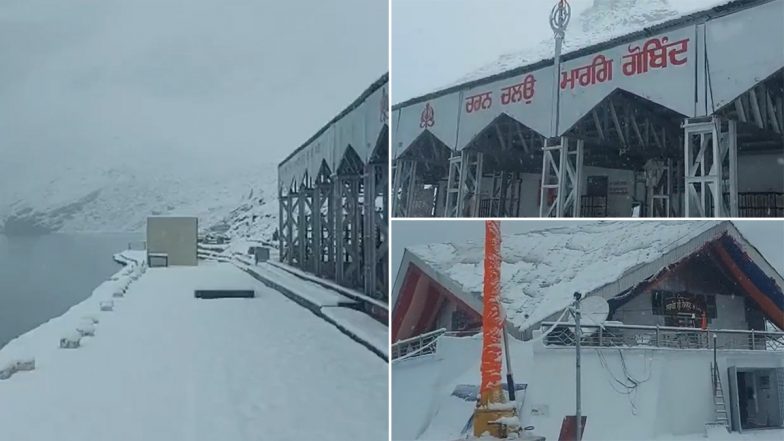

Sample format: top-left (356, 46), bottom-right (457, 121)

top-left (558, 25), bottom-right (697, 132)
top-left (364, 83), bottom-right (390, 160)
top-left (393, 91), bottom-right (461, 159)
top-left (278, 125), bottom-right (335, 193)
top-left (334, 101), bottom-right (367, 171)
top-left (456, 65), bottom-right (556, 148)
top-left (705, 0), bottom-right (784, 113)
top-left (279, 79), bottom-right (389, 193)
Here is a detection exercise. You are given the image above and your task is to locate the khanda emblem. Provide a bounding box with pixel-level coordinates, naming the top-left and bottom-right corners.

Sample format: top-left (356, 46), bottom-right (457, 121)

top-left (420, 103), bottom-right (435, 128)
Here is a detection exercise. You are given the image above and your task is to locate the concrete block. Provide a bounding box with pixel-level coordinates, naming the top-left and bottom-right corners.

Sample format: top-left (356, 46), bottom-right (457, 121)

top-left (82, 315), bottom-right (100, 324)
top-left (14, 358), bottom-right (35, 372)
top-left (77, 322), bottom-right (95, 337)
top-left (60, 333), bottom-right (81, 349)
top-left (0, 364), bottom-right (15, 380)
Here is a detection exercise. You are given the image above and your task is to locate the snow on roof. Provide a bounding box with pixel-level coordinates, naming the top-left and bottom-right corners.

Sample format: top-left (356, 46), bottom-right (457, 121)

top-left (406, 220), bottom-right (733, 331)
top-left (393, 0), bottom-right (738, 103)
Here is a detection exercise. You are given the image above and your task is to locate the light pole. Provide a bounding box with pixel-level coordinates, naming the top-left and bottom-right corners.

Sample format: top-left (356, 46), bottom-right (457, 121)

top-left (571, 291), bottom-right (583, 441)
top-left (549, 0), bottom-right (571, 137)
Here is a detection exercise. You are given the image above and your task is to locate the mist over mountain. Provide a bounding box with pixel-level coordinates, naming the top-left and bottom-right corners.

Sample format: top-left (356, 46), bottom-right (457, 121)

top-left (0, 0), bottom-right (386, 235)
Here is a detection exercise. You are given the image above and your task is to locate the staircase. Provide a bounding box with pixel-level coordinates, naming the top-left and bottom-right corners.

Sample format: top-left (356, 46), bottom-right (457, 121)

top-left (710, 363), bottom-right (730, 430)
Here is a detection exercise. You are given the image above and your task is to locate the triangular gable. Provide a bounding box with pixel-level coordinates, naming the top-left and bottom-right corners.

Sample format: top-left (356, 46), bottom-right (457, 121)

top-left (394, 221), bottom-right (784, 336)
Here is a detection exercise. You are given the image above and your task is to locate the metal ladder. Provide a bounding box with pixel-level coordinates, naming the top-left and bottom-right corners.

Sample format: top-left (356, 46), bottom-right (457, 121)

top-left (711, 363), bottom-right (730, 429)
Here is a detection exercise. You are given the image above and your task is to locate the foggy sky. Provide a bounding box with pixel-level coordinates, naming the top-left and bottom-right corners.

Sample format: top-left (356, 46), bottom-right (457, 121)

top-left (0, 0), bottom-right (387, 188)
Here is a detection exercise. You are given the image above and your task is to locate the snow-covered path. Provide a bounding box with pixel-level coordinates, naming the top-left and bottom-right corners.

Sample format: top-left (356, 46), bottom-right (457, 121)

top-left (0, 262), bottom-right (387, 441)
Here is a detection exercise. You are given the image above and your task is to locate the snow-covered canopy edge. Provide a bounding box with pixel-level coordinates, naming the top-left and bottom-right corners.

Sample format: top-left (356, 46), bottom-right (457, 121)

top-left (278, 73), bottom-right (389, 195)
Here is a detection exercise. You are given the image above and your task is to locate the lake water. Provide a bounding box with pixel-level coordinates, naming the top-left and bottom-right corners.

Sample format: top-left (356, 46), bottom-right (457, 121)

top-left (0, 233), bottom-right (141, 349)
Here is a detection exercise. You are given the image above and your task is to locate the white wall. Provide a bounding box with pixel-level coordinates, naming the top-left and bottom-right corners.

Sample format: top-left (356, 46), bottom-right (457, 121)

top-left (146, 216), bottom-right (198, 266)
top-left (528, 341), bottom-right (784, 440)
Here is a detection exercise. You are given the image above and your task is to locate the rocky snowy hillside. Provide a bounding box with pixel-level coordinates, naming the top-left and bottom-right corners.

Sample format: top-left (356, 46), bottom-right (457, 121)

top-left (0, 160), bottom-right (279, 242)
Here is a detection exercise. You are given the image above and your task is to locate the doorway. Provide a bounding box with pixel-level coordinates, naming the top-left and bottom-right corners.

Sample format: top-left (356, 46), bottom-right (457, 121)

top-left (729, 367), bottom-right (784, 431)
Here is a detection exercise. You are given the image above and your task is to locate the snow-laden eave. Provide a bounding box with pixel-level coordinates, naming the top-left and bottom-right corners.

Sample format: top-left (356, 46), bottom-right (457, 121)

top-left (725, 222), bottom-right (784, 290)
top-left (393, 249), bottom-right (483, 315)
top-left (515, 221), bottom-right (733, 332)
top-left (391, 0), bottom-right (768, 110)
top-left (397, 220), bottom-right (784, 338)
top-left (526, 221), bottom-right (784, 334)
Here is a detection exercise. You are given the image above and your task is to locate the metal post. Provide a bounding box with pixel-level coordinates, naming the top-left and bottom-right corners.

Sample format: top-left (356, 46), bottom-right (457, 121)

top-left (502, 323), bottom-right (516, 402)
top-left (656, 325), bottom-right (660, 347)
top-left (573, 291), bottom-right (582, 441)
top-left (728, 120), bottom-right (739, 217)
top-left (550, 1), bottom-right (571, 137)
top-left (713, 333), bottom-right (718, 389)
top-left (599, 325), bottom-right (603, 347)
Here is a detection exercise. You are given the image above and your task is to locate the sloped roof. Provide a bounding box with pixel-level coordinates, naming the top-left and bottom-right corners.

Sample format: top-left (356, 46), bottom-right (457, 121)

top-left (403, 221), bottom-right (784, 332)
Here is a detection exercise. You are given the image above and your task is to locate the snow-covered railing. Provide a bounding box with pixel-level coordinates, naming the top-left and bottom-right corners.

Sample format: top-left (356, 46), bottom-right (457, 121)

top-left (391, 328), bottom-right (478, 361)
top-left (391, 328), bottom-right (448, 360)
top-left (540, 322), bottom-right (784, 351)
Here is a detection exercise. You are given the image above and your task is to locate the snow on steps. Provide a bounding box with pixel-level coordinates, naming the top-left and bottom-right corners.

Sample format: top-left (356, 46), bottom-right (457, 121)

top-left (234, 260), bottom-right (388, 361)
top-left (322, 307), bottom-right (389, 359)
top-left (267, 260), bottom-right (389, 314)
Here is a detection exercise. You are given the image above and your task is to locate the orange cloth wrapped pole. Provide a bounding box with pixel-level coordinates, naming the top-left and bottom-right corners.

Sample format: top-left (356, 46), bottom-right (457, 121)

top-left (479, 220), bottom-right (504, 405)
top-left (473, 220), bottom-right (515, 439)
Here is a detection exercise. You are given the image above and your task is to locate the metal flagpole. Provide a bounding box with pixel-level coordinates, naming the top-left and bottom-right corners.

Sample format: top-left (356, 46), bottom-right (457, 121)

top-left (549, 0), bottom-right (571, 137)
top-left (573, 291), bottom-right (583, 441)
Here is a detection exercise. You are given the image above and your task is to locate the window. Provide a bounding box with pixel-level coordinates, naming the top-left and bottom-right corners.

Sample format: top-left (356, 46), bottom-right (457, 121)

top-left (451, 309), bottom-right (470, 331)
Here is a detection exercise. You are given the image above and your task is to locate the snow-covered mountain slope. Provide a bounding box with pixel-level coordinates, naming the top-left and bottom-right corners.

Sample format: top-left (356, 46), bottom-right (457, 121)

top-left (0, 158), bottom-right (279, 241)
top-left (0, 0), bottom-right (386, 240)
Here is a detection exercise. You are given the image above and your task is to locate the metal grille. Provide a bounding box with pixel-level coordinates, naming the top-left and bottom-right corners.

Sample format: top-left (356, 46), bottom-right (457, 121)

top-left (541, 322), bottom-right (784, 351)
top-left (391, 329), bottom-right (479, 360)
top-left (391, 328), bottom-right (447, 360)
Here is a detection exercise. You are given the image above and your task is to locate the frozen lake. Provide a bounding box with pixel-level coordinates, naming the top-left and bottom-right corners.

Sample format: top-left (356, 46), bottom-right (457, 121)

top-left (0, 233), bottom-right (141, 348)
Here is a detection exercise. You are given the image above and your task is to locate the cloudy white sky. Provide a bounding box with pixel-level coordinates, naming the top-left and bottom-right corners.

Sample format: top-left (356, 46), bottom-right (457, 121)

top-left (0, 0), bottom-right (387, 192)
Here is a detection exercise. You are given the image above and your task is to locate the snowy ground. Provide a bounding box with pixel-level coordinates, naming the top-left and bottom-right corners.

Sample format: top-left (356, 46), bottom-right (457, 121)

top-left (234, 258), bottom-right (389, 358)
top-left (392, 334), bottom-right (784, 441)
top-left (0, 257), bottom-right (387, 441)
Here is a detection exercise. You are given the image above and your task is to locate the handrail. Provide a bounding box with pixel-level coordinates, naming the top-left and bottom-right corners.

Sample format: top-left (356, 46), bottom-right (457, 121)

top-left (542, 322), bottom-right (784, 335)
top-left (393, 328), bottom-right (448, 347)
top-left (391, 328), bottom-right (478, 361)
top-left (540, 322), bottom-right (784, 351)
